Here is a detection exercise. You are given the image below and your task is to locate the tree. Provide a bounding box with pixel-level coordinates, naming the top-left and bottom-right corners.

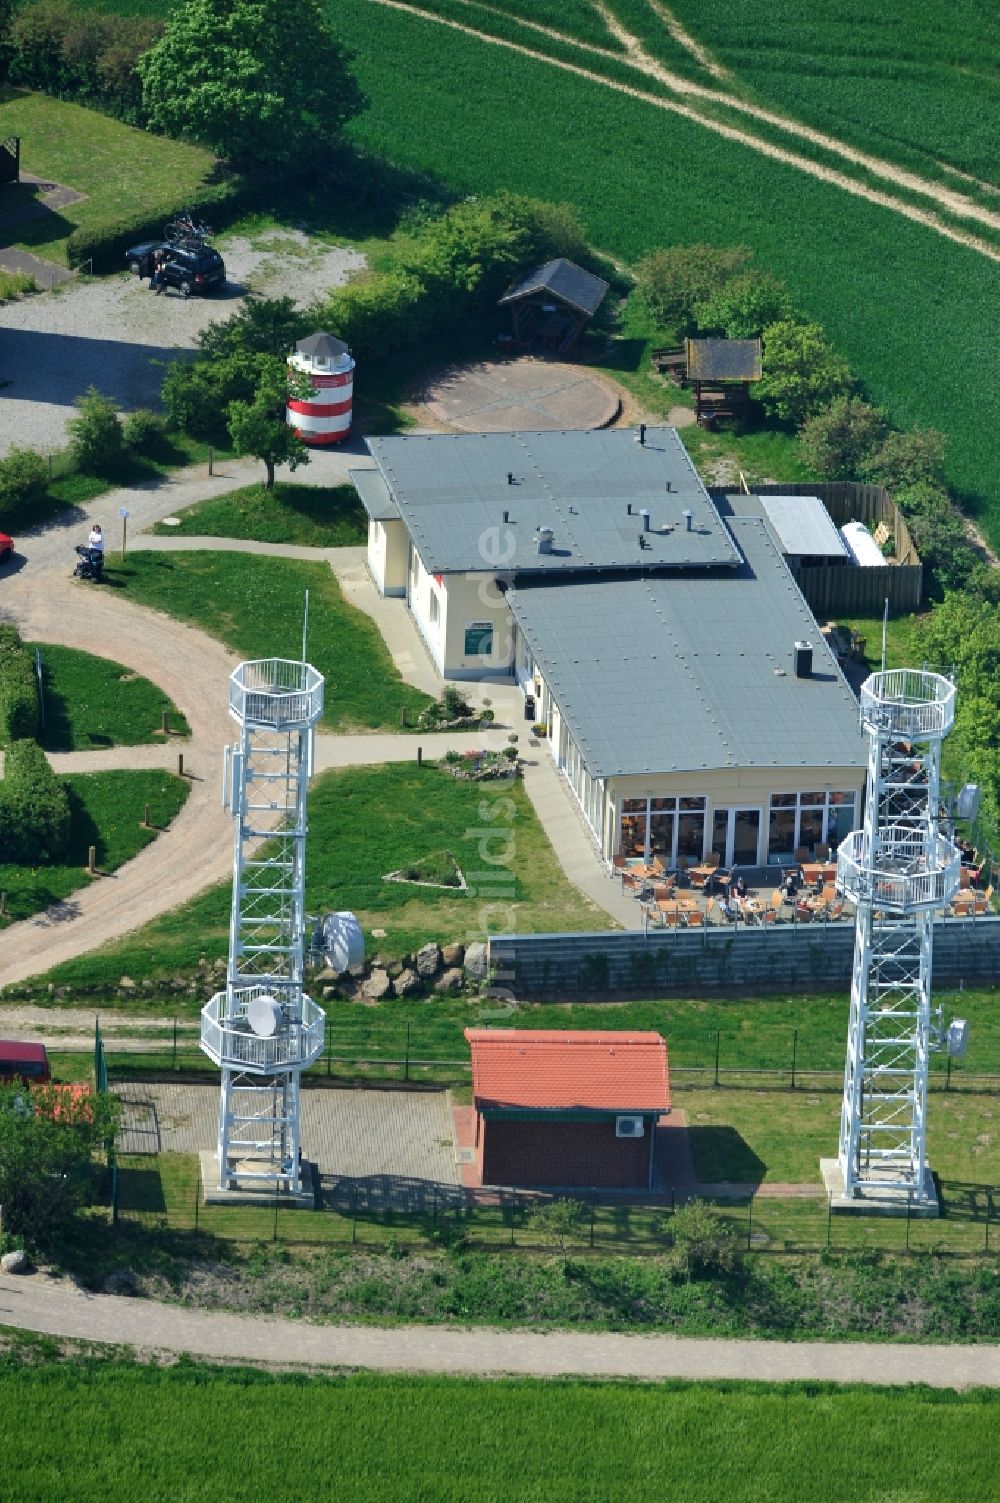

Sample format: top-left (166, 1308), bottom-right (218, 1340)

top-left (661, 1200), bottom-right (744, 1281)
top-left (634, 242), bottom-right (751, 333)
top-left (528, 1196), bottom-right (587, 1251)
top-left (892, 482), bottom-right (977, 596)
top-left (227, 356), bottom-right (311, 489)
top-left (138, 0), bottom-right (366, 166)
top-left (197, 296), bottom-right (311, 364)
top-left (67, 387), bottom-right (125, 474)
top-left (859, 426), bottom-right (947, 491)
top-left (694, 270), bottom-right (795, 340)
top-left (797, 396), bottom-right (889, 480)
top-left (919, 591), bottom-right (1000, 834)
top-left (0, 447), bottom-right (49, 516)
top-left (0, 1082), bottom-right (120, 1252)
top-left (756, 320), bottom-right (853, 427)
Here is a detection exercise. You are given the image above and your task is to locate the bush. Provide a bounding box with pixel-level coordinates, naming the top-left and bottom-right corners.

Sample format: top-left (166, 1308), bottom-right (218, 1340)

top-left (121, 408), bottom-right (167, 454)
top-left (797, 397), bottom-right (890, 480)
top-left (0, 446), bottom-right (49, 525)
top-left (0, 739), bottom-right (71, 862)
top-left (529, 1197), bottom-right (587, 1250)
top-left (662, 1200), bottom-right (744, 1281)
top-left (0, 1082), bottom-right (120, 1253)
top-left (0, 625), bottom-right (40, 746)
top-left (859, 427), bottom-right (947, 491)
top-left (67, 387), bottom-right (125, 474)
top-left (6, 0), bottom-right (161, 124)
top-left (894, 482), bottom-right (978, 595)
top-left (757, 320), bottom-right (854, 427)
top-left (634, 242), bottom-right (751, 333)
top-left (694, 270), bottom-right (795, 340)
top-left (66, 180), bottom-right (247, 272)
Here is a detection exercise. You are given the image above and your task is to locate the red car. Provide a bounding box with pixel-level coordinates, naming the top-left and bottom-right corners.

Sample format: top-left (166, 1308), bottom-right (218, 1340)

top-left (0, 1041), bottom-right (50, 1085)
top-left (0, 531), bottom-right (13, 563)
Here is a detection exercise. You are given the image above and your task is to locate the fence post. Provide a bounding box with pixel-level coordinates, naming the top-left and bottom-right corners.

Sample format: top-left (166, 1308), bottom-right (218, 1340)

top-left (946, 1053), bottom-right (952, 1091)
top-left (987, 1191), bottom-right (992, 1254)
top-left (432, 1183), bottom-right (437, 1228)
top-left (791, 1028), bottom-right (798, 1090)
top-left (161, 709), bottom-right (170, 737)
top-left (714, 1029), bottom-right (721, 1087)
top-left (273, 1184), bottom-right (279, 1242)
top-left (351, 1183), bottom-right (357, 1245)
top-left (510, 1194), bottom-right (516, 1247)
top-left (590, 1195), bottom-right (596, 1249)
top-left (326, 1033), bottom-right (332, 1078)
top-left (172, 1018), bottom-right (178, 1072)
top-left (110, 1152), bottom-right (118, 1226)
top-left (405, 1020), bottom-right (410, 1084)
top-left (194, 1179), bottom-right (199, 1231)
top-left (747, 1193), bottom-right (753, 1250)
top-left (827, 1192), bottom-right (832, 1250)
top-left (905, 1192), bottom-right (911, 1251)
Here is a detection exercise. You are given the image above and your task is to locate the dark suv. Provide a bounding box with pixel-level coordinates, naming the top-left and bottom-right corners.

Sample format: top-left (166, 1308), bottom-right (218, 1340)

top-left (125, 238), bottom-right (226, 297)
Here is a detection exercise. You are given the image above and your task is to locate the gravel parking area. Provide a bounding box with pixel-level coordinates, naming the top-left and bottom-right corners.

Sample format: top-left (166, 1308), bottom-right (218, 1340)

top-left (0, 230), bottom-right (365, 455)
top-left (114, 1082), bottom-right (461, 1194)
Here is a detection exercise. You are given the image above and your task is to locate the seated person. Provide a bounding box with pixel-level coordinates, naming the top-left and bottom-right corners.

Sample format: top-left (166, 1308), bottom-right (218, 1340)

top-left (732, 875), bottom-right (748, 902)
top-left (782, 872), bottom-right (798, 899)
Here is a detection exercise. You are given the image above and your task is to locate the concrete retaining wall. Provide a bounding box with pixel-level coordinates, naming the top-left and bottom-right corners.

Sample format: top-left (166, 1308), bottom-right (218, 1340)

top-left (489, 917), bottom-right (1000, 997)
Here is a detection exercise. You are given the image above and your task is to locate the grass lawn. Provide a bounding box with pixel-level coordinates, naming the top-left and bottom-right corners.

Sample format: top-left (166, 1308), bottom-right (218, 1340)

top-left (1, 1345), bottom-right (997, 1503)
top-left (32, 643), bottom-right (189, 750)
top-left (108, 551), bottom-right (432, 731)
top-left (24, 761), bottom-right (612, 996)
top-left (683, 1087), bottom-right (1000, 1190)
top-left (0, 89), bottom-right (218, 266)
top-left (0, 771), bottom-right (188, 926)
top-left (150, 481), bottom-right (367, 547)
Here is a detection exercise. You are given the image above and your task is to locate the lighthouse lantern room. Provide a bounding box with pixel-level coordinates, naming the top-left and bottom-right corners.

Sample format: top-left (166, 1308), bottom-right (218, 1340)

top-left (287, 330), bottom-right (354, 445)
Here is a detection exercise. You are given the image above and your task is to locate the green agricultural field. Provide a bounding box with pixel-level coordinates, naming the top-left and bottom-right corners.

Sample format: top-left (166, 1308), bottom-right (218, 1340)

top-left (32, 644), bottom-right (190, 750)
top-left (324, 0), bottom-right (1000, 543)
top-left (1, 1345), bottom-right (997, 1503)
top-left (0, 90), bottom-right (218, 265)
top-left (150, 482), bottom-right (367, 547)
top-left (0, 770), bottom-right (188, 925)
top-left (109, 551), bottom-right (432, 730)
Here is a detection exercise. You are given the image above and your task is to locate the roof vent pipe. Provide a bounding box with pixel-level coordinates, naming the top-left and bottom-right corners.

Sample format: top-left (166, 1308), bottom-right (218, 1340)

top-left (682, 509), bottom-right (693, 531)
top-left (507, 472), bottom-right (515, 485)
top-left (793, 640), bottom-right (813, 678)
top-left (637, 423), bottom-right (646, 446)
top-left (639, 508), bottom-right (651, 533)
top-left (503, 510), bottom-right (510, 524)
top-left (665, 481), bottom-right (673, 492)
top-left (627, 503), bottom-right (633, 515)
top-left (536, 526), bottom-right (554, 555)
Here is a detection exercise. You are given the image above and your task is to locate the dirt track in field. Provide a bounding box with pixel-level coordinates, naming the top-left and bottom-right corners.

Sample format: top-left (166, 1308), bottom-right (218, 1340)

top-left (367, 0), bottom-right (1000, 263)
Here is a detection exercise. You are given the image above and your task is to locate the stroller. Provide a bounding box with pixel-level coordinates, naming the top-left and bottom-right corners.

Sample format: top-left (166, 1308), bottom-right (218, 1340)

top-left (74, 544), bottom-right (104, 583)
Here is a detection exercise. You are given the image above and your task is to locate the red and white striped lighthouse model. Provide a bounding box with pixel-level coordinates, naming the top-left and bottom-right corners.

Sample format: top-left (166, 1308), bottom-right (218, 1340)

top-left (286, 331), bottom-right (354, 446)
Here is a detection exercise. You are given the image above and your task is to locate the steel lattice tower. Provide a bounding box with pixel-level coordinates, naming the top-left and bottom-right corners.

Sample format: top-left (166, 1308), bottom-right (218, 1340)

top-left (834, 669), bottom-right (960, 1205)
top-left (200, 659), bottom-right (326, 1193)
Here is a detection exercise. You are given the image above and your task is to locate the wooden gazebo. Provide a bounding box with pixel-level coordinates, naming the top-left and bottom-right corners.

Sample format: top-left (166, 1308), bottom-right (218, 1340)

top-left (499, 257), bottom-right (609, 354)
top-left (685, 337), bottom-right (762, 427)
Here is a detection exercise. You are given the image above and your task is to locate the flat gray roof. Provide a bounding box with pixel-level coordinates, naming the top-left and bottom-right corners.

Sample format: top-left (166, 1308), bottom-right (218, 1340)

top-left (350, 467), bottom-right (398, 522)
top-left (761, 495), bottom-right (848, 559)
top-left (507, 516), bottom-right (865, 779)
top-left (364, 428), bottom-right (740, 575)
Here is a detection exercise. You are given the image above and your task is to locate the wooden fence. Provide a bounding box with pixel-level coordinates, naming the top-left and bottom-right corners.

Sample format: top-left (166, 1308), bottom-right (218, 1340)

top-left (752, 482), bottom-right (923, 616)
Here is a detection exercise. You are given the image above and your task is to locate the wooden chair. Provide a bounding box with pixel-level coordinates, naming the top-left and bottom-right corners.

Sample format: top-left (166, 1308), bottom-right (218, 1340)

top-left (973, 884), bottom-right (994, 915)
top-left (815, 843), bottom-right (831, 862)
top-left (794, 846), bottom-right (810, 865)
top-left (770, 890), bottom-right (785, 916)
top-left (762, 906), bottom-right (779, 925)
top-left (959, 866), bottom-right (972, 889)
top-left (794, 903), bottom-right (813, 923)
top-left (828, 900), bottom-right (845, 921)
top-left (650, 856), bottom-right (666, 876)
top-left (685, 909), bottom-right (705, 928)
top-left (661, 906), bottom-right (682, 927)
top-left (652, 880), bottom-right (675, 902)
top-left (705, 852), bottom-right (721, 870)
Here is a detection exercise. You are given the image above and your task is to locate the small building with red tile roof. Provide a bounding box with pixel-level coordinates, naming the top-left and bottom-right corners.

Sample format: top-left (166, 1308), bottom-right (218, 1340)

top-left (464, 1029), bottom-right (670, 1190)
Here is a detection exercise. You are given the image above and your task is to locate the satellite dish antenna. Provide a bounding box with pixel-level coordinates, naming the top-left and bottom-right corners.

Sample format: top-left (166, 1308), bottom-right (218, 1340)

top-left (247, 993), bottom-right (283, 1038)
top-left (322, 911), bottom-right (364, 974)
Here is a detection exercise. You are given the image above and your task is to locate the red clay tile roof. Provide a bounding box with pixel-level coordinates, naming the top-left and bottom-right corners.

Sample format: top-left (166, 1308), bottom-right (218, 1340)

top-left (464, 1029), bottom-right (670, 1112)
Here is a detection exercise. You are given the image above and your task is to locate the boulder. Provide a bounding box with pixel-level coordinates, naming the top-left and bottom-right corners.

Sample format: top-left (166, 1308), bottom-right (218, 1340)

top-left (415, 942), bottom-right (442, 979)
top-left (362, 969), bottom-right (393, 1001)
top-left (464, 941), bottom-right (489, 981)
top-left (435, 966), bottom-right (464, 994)
top-left (386, 959), bottom-right (404, 979)
top-left (442, 942), bottom-right (465, 968)
top-left (1, 1249), bottom-right (30, 1275)
top-left (322, 985), bottom-right (340, 1001)
top-left (392, 968), bottom-right (421, 998)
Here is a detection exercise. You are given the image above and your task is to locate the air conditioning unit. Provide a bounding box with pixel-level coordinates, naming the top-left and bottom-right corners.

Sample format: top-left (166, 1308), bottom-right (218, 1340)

top-left (616, 1114), bottom-right (644, 1139)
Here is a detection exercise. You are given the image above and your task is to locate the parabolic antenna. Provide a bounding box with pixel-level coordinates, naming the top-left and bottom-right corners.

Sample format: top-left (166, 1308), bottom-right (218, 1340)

top-left (247, 993), bottom-right (283, 1038)
top-left (322, 911), bottom-right (365, 974)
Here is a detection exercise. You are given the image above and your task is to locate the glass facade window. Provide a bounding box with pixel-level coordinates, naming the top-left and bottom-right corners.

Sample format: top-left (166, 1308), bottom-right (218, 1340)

top-left (618, 795), bottom-right (705, 864)
top-left (767, 791), bottom-right (859, 862)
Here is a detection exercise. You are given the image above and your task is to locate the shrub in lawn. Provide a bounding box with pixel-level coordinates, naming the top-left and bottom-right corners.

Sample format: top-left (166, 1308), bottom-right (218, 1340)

top-left (0, 446), bottom-right (49, 528)
top-left (893, 482), bottom-right (978, 595)
top-left (529, 1197), bottom-right (588, 1251)
top-left (797, 396), bottom-right (890, 479)
top-left (695, 269), bottom-right (796, 340)
top-left (0, 625), bottom-right (40, 746)
top-left (0, 739), bottom-right (72, 862)
top-left (121, 408), bottom-right (167, 455)
top-left (757, 320), bottom-right (854, 426)
top-left (661, 1200), bottom-right (744, 1282)
top-left (634, 242), bottom-right (751, 333)
top-left (67, 387), bottom-right (125, 476)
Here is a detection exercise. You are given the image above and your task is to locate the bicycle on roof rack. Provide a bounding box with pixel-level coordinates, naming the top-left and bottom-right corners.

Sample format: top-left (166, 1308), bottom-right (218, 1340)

top-left (164, 209), bottom-right (213, 244)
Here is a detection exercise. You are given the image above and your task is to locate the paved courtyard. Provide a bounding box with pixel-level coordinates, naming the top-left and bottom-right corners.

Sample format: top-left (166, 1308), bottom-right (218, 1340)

top-left (114, 1082), bottom-right (462, 1206)
top-left (420, 356), bottom-right (620, 431)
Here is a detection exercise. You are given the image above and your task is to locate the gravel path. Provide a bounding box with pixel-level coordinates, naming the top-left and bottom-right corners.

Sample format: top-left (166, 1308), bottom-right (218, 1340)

top-left (1, 1273), bottom-right (997, 1386)
top-left (0, 231), bottom-right (365, 456)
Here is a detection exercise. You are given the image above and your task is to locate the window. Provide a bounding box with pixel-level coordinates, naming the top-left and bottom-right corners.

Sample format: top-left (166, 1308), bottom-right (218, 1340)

top-left (618, 795), bottom-right (705, 864)
top-left (464, 621), bottom-right (493, 655)
top-left (767, 791), bottom-right (858, 862)
top-left (429, 591), bottom-right (440, 625)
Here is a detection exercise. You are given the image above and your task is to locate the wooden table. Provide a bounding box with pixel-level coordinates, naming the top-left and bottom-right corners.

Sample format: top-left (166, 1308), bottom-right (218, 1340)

top-left (801, 862), bottom-right (837, 886)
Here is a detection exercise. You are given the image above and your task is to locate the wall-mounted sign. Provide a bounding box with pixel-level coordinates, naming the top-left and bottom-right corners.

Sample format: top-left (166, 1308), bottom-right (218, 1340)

top-left (464, 621), bottom-right (494, 656)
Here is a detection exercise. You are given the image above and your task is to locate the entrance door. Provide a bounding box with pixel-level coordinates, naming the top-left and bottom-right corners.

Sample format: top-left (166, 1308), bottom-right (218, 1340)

top-left (711, 808), bottom-right (762, 867)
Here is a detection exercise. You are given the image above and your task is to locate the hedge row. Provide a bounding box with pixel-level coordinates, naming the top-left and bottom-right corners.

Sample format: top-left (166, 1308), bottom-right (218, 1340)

top-left (0, 625), bottom-right (40, 747)
top-left (66, 178), bottom-right (251, 273)
top-left (0, 739), bottom-right (71, 864)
